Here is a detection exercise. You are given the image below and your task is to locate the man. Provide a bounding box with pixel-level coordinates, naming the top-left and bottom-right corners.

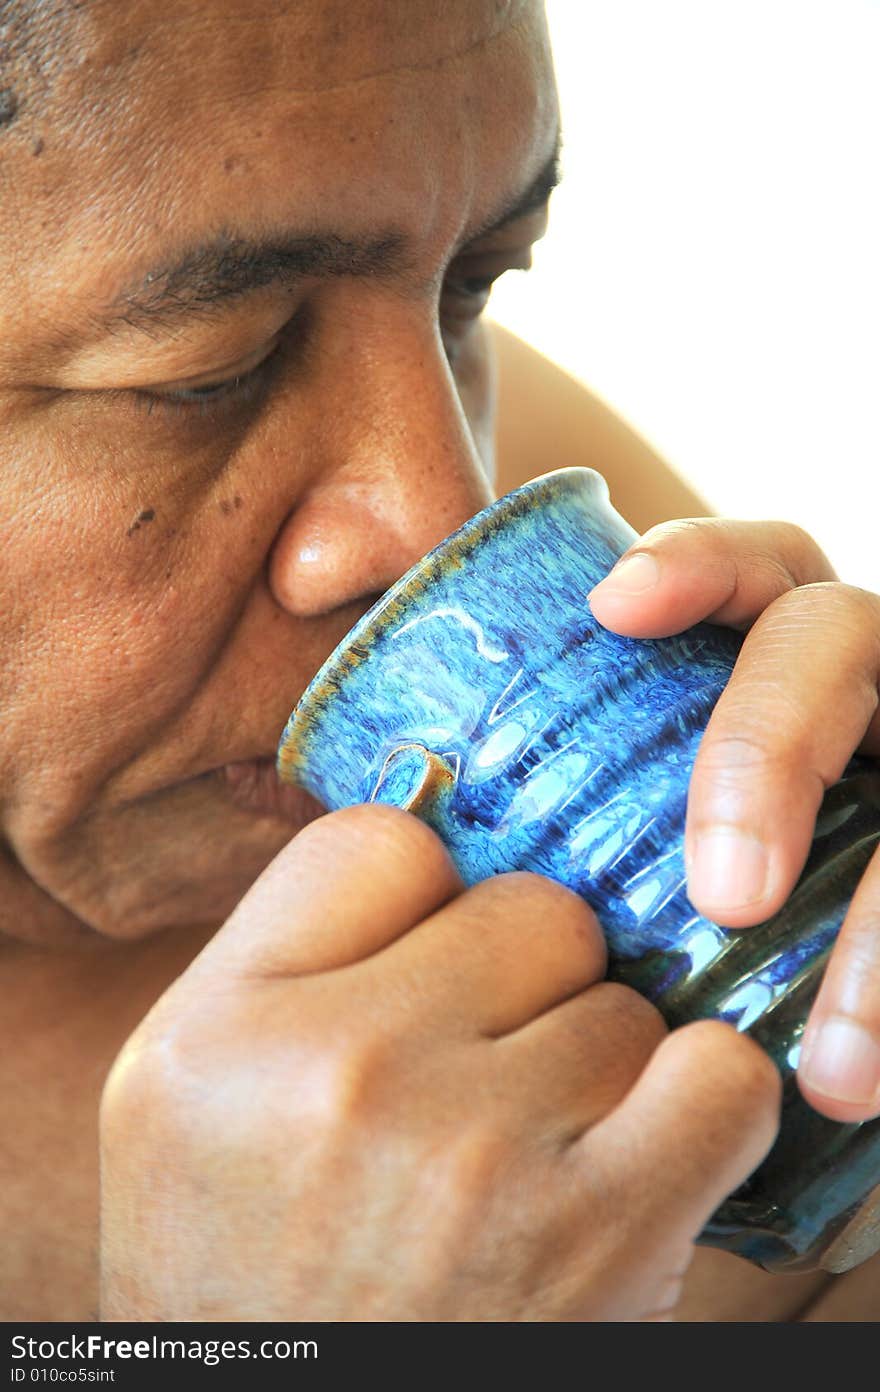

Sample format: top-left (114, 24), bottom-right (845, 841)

top-left (2, 0), bottom-right (879, 1320)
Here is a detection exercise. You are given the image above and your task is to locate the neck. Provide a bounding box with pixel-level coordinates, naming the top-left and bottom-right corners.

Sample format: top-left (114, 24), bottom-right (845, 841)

top-left (0, 915), bottom-right (217, 1320)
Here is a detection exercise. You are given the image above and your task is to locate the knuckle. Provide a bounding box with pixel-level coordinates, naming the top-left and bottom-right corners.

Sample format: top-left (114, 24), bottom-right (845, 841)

top-left (589, 981), bottom-right (668, 1048)
top-left (756, 554), bottom-right (801, 601)
top-left (477, 871), bottom-right (605, 955)
top-left (693, 726), bottom-right (823, 797)
top-left (749, 520), bottom-right (833, 589)
top-left (668, 1020), bottom-right (782, 1115)
top-left (550, 984), bottom-right (667, 1107)
top-left (430, 1125), bottom-right (513, 1208)
top-left (725, 1033), bottom-right (782, 1114)
top-left (832, 922), bottom-right (880, 983)
top-left (100, 1016), bottom-right (191, 1144)
top-left (102, 996), bottom-right (402, 1161)
top-left (767, 519), bottom-right (817, 565)
top-left (776, 519), bottom-right (814, 553)
top-left (695, 732), bottom-right (773, 776)
top-left (823, 895), bottom-right (880, 976)
top-left (490, 871), bottom-right (597, 924)
top-left (697, 691), bottom-right (843, 803)
top-left (300, 1029), bottom-right (399, 1130)
top-left (102, 989), bottom-right (272, 1154)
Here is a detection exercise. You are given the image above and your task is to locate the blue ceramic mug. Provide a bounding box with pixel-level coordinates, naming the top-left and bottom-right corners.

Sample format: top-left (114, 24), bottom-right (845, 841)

top-left (278, 467), bottom-right (880, 1274)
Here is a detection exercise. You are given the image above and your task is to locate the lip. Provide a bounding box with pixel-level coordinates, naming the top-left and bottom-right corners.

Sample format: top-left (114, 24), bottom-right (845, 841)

top-left (222, 756), bottom-right (325, 823)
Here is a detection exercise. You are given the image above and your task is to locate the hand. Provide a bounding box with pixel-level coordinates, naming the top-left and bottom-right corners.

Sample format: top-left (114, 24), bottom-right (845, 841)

top-left (588, 517), bottom-right (880, 1124)
top-left (99, 805), bottom-right (778, 1321)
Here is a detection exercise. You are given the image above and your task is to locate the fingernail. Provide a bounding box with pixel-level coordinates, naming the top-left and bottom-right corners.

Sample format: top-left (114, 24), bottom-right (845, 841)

top-left (799, 1016), bottom-right (880, 1105)
top-left (688, 827), bottom-right (769, 911)
top-left (591, 551), bottom-right (660, 597)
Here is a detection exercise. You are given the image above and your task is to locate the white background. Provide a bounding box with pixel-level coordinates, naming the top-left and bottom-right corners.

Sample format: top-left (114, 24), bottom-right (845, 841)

top-left (490, 0), bottom-right (880, 588)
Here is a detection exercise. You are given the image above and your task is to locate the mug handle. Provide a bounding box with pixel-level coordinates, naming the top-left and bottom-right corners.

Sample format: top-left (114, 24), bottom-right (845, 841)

top-left (369, 743), bottom-right (457, 817)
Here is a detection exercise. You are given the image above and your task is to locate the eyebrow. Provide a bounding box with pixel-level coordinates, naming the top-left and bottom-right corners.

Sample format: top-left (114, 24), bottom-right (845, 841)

top-left (106, 133), bottom-right (562, 334)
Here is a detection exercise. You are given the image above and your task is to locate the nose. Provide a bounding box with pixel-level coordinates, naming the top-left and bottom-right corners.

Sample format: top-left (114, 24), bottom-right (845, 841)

top-left (267, 316), bottom-right (495, 618)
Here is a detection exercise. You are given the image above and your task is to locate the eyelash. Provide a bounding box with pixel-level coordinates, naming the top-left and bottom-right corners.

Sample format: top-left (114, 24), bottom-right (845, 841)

top-left (448, 274), bottom-right (494, 296)
top-left (130, 261), bottom-right (528, 419)
top-left (132, 353), bottom-right (278, 417)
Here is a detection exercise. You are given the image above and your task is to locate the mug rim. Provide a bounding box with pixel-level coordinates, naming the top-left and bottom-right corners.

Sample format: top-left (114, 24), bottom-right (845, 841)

top-left (277, 467), bottom-right (609, 784)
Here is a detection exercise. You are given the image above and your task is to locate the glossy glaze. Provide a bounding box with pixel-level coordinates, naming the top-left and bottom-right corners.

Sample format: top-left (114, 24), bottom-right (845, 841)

top-left (278, 467), bottom-right (880, 1273)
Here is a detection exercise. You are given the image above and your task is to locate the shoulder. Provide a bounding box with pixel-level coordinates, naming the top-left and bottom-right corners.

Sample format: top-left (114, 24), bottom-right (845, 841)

top-left (489, 322), bottom-right (713, 533)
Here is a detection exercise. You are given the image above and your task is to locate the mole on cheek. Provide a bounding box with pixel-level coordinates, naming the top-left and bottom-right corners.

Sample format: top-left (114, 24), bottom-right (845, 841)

top-left (0, 88), bottom-right (20, 128)
top-left (127, 507), bottom-right (156, 537)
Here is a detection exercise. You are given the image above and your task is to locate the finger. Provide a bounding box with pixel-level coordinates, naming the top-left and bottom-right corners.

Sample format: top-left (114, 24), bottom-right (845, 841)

top-left (682, 583), bottom-right (880, 926)
top-left (204, 802), bottom-right (464, 977)
top-left (798, 841), bottom-right (880, 1121)
top-left (496, 982), bottom-right (667, 1135)
top-left (587, 517), bottom-right (837, 638)
top-left (575, 1021), bottom-right (781, 1252)
top-left (372, 871), bottom-right (607, 1037)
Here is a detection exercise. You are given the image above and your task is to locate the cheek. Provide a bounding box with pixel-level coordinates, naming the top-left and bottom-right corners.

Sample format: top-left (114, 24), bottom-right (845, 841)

top-left (0, 433), bottom-right (258, 806)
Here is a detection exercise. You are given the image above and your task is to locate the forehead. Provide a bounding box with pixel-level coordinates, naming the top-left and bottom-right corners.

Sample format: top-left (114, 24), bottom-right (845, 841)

top-left (3, 1), bottom-right (552, 179)
top-left (1, 0), bottom-right (555, 327)
top-left (5, 0), bottom-right (533, 103)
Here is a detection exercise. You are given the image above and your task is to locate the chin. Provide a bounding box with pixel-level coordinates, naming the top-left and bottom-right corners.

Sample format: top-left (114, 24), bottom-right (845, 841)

top-left (15, 776), bottom-right (327, 943)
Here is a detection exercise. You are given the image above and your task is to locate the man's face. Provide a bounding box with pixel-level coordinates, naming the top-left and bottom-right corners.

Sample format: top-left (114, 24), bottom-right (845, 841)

top-left (0, 0), bottom-right (558, 942)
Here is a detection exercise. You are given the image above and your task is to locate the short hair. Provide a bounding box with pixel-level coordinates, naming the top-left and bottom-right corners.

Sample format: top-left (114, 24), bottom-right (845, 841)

top-left (0, 0), bottom-right (81, 130)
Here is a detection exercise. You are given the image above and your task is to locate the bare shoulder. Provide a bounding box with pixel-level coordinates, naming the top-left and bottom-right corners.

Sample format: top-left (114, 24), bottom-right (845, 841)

top-left (489, 321), bottom-right (713, 533)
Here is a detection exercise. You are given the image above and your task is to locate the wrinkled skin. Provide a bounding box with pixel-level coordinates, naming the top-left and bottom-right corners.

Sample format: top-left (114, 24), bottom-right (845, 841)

top-left (101, 804), bottom-right (780, 1321)
top-left (2, 0), bottom-right (879, 1323)
top-left (1, 0), bottom-right (551, 942)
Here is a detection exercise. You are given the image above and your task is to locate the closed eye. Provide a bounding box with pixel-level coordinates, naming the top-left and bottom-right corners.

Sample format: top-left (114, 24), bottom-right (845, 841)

top-left (131, 337), bottom-right (282, 416)
top-left (440, 200), bottom-right (548, 340)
